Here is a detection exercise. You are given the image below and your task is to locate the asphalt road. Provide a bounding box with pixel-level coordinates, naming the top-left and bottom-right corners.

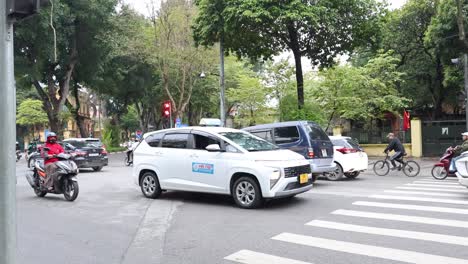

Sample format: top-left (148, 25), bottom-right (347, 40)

top-left (15, 154), bottom-right (468, 264)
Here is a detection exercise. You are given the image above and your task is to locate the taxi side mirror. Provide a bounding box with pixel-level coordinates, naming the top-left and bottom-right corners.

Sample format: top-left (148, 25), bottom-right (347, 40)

top-left (206, 144), bottom-right (223, 152)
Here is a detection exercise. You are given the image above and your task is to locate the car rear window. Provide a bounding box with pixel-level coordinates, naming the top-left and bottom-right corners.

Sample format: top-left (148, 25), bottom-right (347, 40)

top-left (274, 126), bottom-right (300, 144)
top-left (306, 124), bottom-right (329, 141)
top-left (332, 138), bottom-right (361, 149)
top-left (66, 141), bottom-right (100, 148)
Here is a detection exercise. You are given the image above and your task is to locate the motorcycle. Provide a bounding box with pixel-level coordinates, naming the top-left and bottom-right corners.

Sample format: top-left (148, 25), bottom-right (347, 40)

top-left (25, 151), bottom-right (80, 201)
top-left (124, 149), bottom-right (133, 166)
top-left (431, 146), bottom-right (455, 180)
top-left (16, 150), bottom-right (22, 162)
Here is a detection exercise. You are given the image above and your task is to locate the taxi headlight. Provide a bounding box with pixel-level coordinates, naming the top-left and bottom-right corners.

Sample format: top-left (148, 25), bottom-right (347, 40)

top-left (270, 168), bottom-right (282, 188)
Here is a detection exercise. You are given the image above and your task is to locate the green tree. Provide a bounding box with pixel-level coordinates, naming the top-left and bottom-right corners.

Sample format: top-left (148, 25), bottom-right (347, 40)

top-left (14, 0), bottom-right (119, 135)
top-left (312, 52), bottom-right (409, 129)
top-left (16, 99), bottom-right (49, 138)
top-left (193, 0), bottom-right (385, 109)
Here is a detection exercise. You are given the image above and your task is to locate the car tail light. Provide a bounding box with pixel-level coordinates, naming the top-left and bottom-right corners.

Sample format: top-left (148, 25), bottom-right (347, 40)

top-left (307, 148), bottom-right (314, 159)
top-left (101, 148), bottom-right (108, 155)
top-left (337, 147), bottom-right (358, 154)
top-left (75, 151), bottom-right (87, 156)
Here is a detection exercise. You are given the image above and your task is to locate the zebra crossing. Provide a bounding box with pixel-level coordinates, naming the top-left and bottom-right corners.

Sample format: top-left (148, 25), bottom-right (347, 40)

top-left (224, 176), bottom-right (468, 264)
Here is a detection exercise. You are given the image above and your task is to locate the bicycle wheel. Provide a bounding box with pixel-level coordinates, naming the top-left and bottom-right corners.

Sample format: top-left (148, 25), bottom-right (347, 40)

top-left (403, 161), bottom-right (420, 177)
top-left (373, 160), bottom-right (390, 176)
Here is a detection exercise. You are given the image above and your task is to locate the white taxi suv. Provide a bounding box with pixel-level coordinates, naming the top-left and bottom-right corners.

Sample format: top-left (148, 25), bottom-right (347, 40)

top-left (328, 136), bottom-right (368, 180)
top-left (132, 127), bottom-right (313, 209)
top-left (454, 153), bottom-right (468, 188)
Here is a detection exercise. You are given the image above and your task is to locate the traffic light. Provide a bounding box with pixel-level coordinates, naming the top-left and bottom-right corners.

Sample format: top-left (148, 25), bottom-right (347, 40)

top-left (162, 101), bottom-right (171, 118)
top-left (6, 0), bottom-right (49, 20)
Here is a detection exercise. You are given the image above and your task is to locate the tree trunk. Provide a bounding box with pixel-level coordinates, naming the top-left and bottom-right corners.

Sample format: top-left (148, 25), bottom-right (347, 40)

top-left (432, 56), bottom-right (445, 119)
top-left (287, 23), bottom-right (305, 109)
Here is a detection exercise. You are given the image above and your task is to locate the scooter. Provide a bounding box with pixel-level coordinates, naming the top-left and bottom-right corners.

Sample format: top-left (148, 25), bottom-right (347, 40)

top-left (25, 152), bottom-right (80, 201)
top-left (431, 146), bottom-right (455, 180)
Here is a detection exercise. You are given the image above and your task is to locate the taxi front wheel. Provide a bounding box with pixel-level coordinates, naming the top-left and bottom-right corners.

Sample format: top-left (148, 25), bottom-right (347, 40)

top-left (140, 172), bottom-right (162, 199)
top-left (232, 177), bottom-right (263, 209)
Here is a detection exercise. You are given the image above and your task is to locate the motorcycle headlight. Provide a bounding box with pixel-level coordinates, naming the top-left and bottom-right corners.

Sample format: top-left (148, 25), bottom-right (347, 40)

top-left (269, 168), bottom-right (282, 189)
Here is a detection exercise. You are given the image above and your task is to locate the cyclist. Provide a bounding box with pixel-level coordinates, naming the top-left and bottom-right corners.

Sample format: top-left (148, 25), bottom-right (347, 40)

top-left (384, 133), bottom-right (406, 171)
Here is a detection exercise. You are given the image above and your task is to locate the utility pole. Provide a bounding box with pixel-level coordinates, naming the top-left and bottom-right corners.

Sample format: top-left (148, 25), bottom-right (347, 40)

top-left (219, 33), bottom-right (226, 127)
top-left (0, 0), bottom-right (17, 263)
top-left (464, 53), bottom-right (468, 131)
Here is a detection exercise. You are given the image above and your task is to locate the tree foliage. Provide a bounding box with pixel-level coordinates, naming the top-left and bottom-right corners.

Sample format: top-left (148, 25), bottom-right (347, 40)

top-left (16, 99), bottom-right (49, 137)
top-left (14, 0), bottom-right (119, 135)
top-left (312, 52), bottom-right (410, 129)
top-left (194, 0), bottom-right (385, 109)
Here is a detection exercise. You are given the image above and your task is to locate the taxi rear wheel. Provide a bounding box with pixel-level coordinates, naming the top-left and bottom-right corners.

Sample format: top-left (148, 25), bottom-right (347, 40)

top-left (232, 177), bottom-right (263, 209)
top-left (140, 172), bottom-right (162, 199)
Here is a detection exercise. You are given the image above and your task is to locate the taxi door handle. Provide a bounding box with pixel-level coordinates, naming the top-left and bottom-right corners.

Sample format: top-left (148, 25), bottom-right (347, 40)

top-left (155, 151), bottom-right (163, 156)
top-left (190, 154), bottom-right (198, 158)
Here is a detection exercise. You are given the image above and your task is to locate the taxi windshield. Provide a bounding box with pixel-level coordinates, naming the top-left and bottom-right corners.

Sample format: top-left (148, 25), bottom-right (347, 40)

top-left (220, 132), bottom-right (279, 152)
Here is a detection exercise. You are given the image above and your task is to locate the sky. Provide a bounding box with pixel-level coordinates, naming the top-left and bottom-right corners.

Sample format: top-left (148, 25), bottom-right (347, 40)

top-left (125, 0), bottom-right (408, 17)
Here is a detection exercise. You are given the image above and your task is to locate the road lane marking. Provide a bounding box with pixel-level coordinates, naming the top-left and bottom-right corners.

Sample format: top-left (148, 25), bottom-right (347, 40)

top-left (353, 201), bottom-right (468, 214)
top-left (272, 233), bottom-right (468, 264)
top-left (224, 250), bottom-right (313, 264)
top-left (384, 190), bottom-right (464, 197)
top-left (413, 181), bottom-right (460, 185)
top-left (396, 186), bottom-right (468, 193)
top-left (306, 220), bottom-right (468, 246)
top-left (332, 209), bottom-right (468, 228)
top-left (405, 183), bottom-right (465, 189)
top-left (418, 177), bottom-right (458, 181)
top-left (369, 195), bottom-right (468, 205)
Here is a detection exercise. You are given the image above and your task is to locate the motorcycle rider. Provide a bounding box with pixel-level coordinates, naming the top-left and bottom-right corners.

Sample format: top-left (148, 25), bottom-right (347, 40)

top-left (126, 137), bottom-right (138, 163)
top-left (449, 132), bottom-right (468, 172)
top-left (384, 133), bottom-right (406, 170)
top-left (42, 132), bottom-right (65, 190)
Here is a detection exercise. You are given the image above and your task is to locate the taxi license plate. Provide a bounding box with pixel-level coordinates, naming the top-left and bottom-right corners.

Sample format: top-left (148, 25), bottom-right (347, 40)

top-left (88, 153), bottom-right (99, 157)
top-left (321, 149), bottom-right (328, 157)
top-left (299, 174), bottom-right (309, 184)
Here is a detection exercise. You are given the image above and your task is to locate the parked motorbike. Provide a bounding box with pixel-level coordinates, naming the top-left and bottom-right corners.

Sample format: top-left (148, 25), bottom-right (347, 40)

top-left (431, 146), bottom-right (455, 180)
top-left (16, 150), bottom-right (22, 162)
top-left (25, 151), bottom-right (79, 201)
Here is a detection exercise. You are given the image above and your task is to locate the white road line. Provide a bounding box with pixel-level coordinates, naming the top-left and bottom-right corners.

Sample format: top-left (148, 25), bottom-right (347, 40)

top-left (224, 250), bottom-right (313, 264)
top-left (384, 190), bottom-right (464, 197)
top-left (413, 181), bottom-right (460, 185)
top-left (272, 233), bottom-right (468, 264)
top-left (405, 183), bottom-right (465, 189)
top-left (306, 220), bottom-right (468, 246)
top-left (353, 201), bottom-right (468, 214)
top-left (369, 194), bottom-right (468, 205)
top-left (332, 209), bottom-right (468, 228)
top-left (396, 186), bottom-right (468, 193)
top-left (419, 177), bottom-right (458, 181)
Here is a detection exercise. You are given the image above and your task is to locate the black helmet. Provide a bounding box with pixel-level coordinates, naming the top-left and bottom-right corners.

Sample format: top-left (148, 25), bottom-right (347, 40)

top-left (47, 132), bottom-right (57, 143)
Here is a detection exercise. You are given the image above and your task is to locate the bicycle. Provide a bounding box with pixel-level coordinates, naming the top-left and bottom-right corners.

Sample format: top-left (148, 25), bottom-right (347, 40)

top-left (373, 153), bottom-right (420, 177)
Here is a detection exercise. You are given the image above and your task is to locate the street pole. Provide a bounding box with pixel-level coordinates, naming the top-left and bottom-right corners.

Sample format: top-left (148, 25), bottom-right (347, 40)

top-left (0, 0), bottom-right (17, 263)
top-left (219, 34), bottom-right (226, 127)
top-left (464, 53), bottom-right (468, 131)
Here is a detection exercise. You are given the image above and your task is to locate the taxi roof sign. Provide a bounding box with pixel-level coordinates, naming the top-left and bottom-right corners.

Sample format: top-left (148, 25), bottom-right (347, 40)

top-left (199, 118), bottom-right (222, 127)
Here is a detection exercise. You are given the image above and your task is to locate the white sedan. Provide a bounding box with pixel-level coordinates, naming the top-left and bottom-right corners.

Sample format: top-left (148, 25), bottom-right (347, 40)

top-left (132, 127), bottom-right (313, 208)
top-left (328, 136), bottom-right (368, 180)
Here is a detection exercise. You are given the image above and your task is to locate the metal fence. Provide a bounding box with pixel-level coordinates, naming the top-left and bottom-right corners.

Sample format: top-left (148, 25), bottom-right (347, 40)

top-left (343, 129), bottom-right (411, 144)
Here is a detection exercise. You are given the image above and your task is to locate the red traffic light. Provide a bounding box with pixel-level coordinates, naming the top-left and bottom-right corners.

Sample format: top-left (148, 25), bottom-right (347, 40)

top-left (162, 101), bottom-right (171, 117)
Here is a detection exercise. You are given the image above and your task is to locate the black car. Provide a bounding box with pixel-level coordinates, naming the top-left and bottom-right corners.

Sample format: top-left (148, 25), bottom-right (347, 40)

top-left (63, 138), bottom-right (108, 171)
